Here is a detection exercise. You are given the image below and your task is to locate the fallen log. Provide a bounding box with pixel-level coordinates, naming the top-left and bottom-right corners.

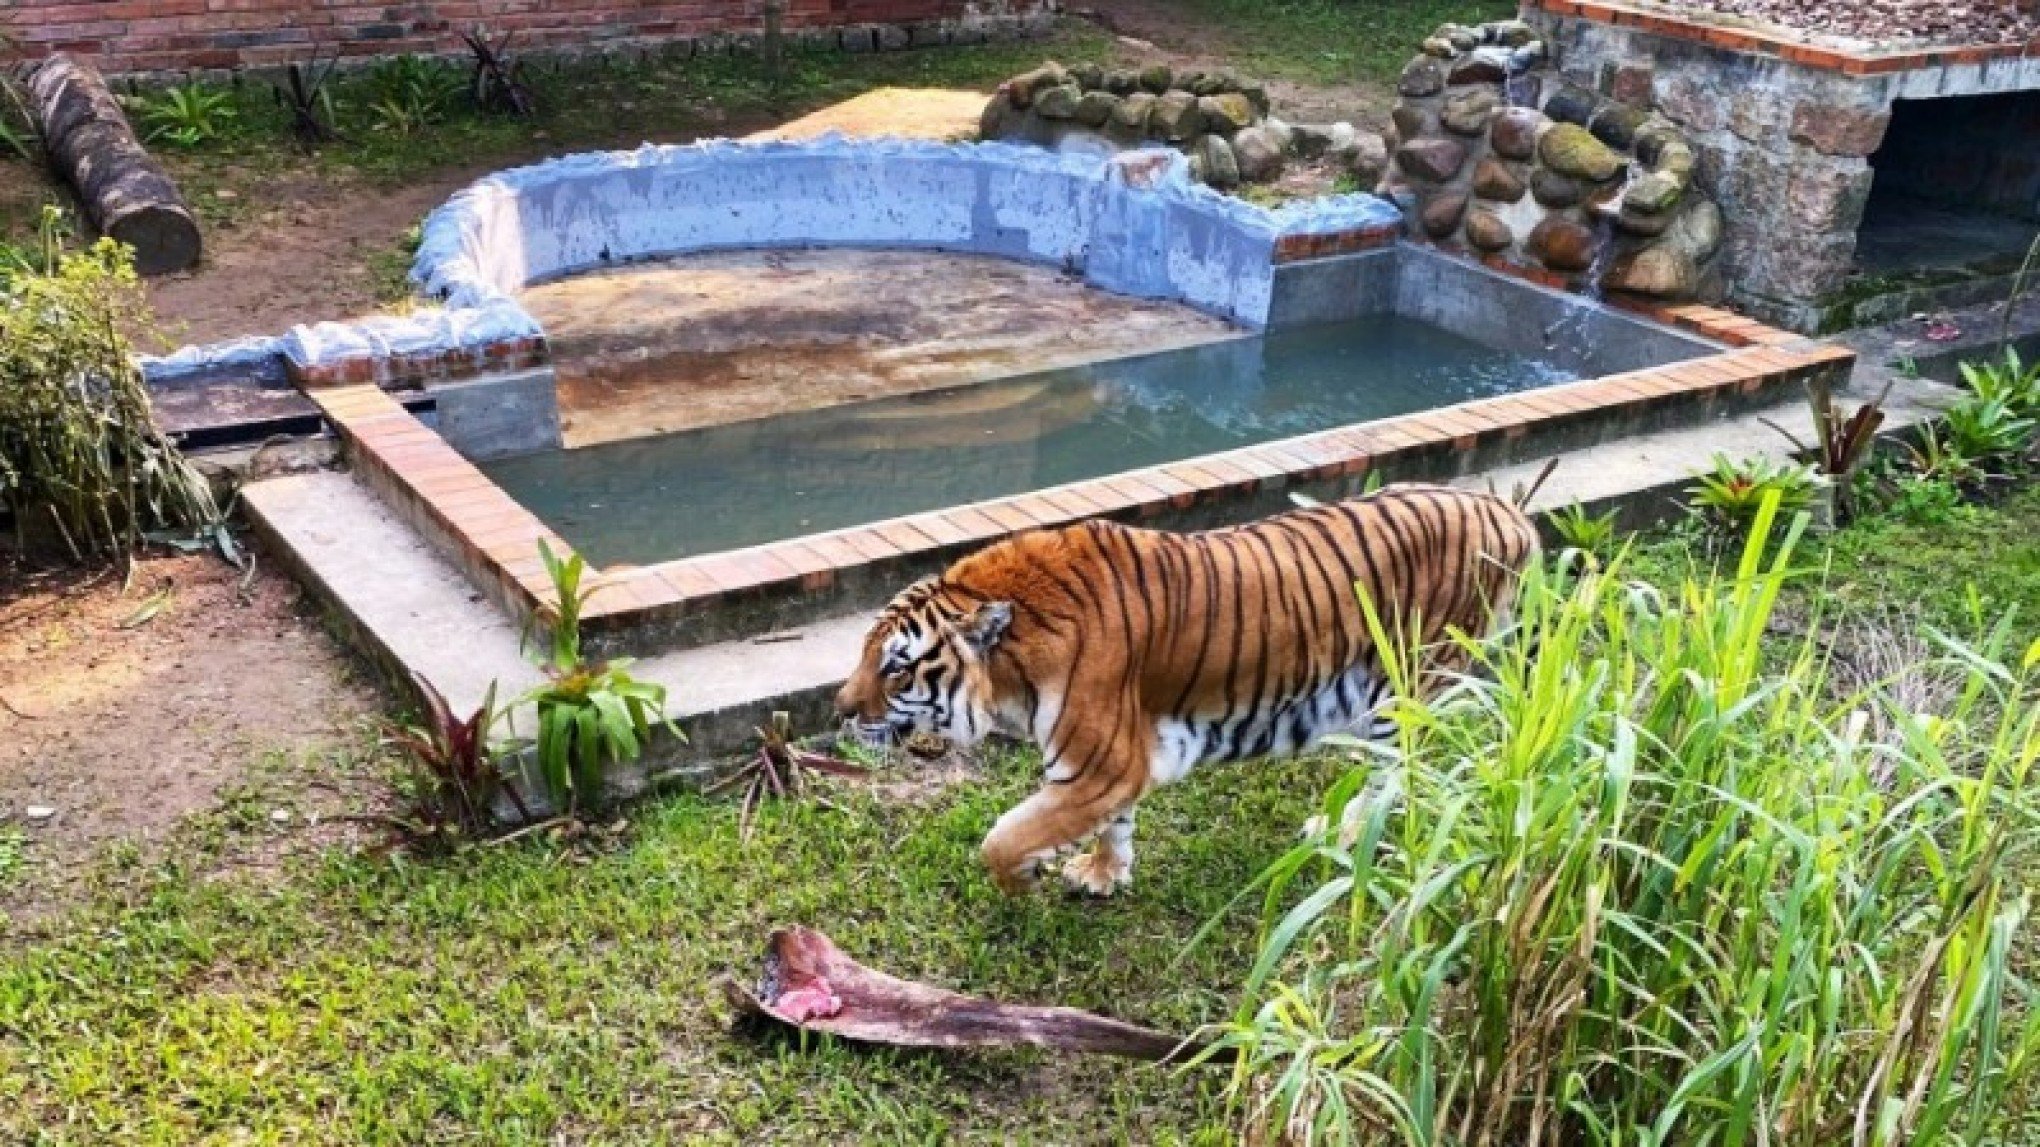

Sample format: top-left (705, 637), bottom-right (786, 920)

top-left (724, 925), bottom-right (1228, 1064)
top-left (27, 54), bottom-right (201, 275)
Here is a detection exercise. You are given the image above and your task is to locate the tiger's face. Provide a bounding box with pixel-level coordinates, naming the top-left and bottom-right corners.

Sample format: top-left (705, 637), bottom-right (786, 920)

top-left (834, 579), bottom-right (1013, 747)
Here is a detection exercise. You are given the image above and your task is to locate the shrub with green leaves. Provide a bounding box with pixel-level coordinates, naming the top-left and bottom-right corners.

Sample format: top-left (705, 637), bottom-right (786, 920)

top-left (1961, 348), bottom-right (2040, 423)
top-left (1544, 500), bottom-right (1619, 558)
top-left (1686, 452), bottom-right (1823, 532)
top-left (514, 541), bottom-right (680, 814)
top-left (1213, 501), bottom-right (2040, 1145)
top-left (0, 212), bottom-right (216, 558)
top-left (1943, 395), bottom-right (2035, 472)
top-left (356, 55), bottom-right (464, 137)
top-left (134, 81), bottom-right (238, 147)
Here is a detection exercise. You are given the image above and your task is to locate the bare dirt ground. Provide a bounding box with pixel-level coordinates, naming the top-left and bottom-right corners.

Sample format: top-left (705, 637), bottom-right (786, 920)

top-left (141, 169), bottom-right (458, 349)
top-left (0, 551), bottom-right (382, 928)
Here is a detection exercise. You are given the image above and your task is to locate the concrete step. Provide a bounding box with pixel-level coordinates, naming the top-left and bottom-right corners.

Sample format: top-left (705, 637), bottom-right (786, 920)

top-left (243, 471), bottom-right (867, 786)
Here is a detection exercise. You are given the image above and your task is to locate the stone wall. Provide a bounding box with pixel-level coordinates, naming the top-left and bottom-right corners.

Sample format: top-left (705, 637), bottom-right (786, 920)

top-left (978, 60), bottom-right (1389, 191)
top-left (1523, 5), bottom-right (2040, 330)
top-left (1380, 18), bottom-right (1723, 304)
top-left (1, 0), bottom-right (1054, 77)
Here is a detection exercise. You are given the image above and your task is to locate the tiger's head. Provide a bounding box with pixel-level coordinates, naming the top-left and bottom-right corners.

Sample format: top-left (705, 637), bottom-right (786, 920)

top-left (834, 577), bottom-right (1014, 747)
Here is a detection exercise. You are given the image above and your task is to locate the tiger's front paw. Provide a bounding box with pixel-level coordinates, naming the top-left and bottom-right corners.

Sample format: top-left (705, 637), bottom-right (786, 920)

top-left (988, 850), bottom-right (1051, 897)
top-left (1061, 849), bottom-right (1132, 898)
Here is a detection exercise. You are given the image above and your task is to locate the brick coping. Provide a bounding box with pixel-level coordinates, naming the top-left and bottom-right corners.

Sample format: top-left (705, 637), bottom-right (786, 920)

top-left (1528, 0), bottom-right (2040, 74)
top-left (306, 302), bottom-right (1852, 651)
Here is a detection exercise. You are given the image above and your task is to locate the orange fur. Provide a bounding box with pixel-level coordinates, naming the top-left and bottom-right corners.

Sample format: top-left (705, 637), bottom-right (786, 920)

top-left (836, 483), bottom-right (1541, 895)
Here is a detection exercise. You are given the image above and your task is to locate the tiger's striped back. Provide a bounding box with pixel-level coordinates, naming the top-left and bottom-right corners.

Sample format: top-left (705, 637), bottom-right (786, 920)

top-left (843, 483), bottom-right (1536, 768)
top-left (835, 483), bottom-right (1539, 892)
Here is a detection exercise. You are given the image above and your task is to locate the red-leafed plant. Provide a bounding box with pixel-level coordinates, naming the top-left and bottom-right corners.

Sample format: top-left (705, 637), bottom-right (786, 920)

top-left (384, 670), bottom-right (529, 847)
top-left (1764, 378), bottom-right (1891, 525)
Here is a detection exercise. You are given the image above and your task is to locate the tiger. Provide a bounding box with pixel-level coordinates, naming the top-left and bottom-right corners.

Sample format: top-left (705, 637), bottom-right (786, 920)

top-left (833, 483), bottom-right (1541, 897)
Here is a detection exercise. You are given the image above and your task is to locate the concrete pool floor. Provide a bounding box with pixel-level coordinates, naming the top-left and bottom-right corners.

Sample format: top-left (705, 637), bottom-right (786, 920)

top-left (523, 249), bottom-right (1248, 446)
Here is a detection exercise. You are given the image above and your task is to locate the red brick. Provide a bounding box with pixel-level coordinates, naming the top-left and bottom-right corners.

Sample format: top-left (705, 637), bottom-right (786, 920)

top-left (2, 0), bottom-right (1002, 73)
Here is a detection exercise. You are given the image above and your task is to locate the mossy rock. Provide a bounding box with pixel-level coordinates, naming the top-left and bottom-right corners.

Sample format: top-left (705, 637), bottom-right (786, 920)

top-left (1197, 93), bottom-right (1256, 135)
top-left (1539, 123), bottom-right (1624, 182)
top-left (1006, 62), bottom-right (1068, 109)
top-left (1033, 83), bottom-right (1082, 120)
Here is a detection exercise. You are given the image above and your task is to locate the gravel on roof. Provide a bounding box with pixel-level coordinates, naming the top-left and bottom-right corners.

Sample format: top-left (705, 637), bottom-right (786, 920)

top-left (1650, 0), bottom-right (2040, 47)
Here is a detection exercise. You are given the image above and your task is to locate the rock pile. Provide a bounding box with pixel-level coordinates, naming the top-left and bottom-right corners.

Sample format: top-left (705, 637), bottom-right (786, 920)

top-left (980, 61), bottom-right (1388, 191)
top-left (1380, 19), bottom-right (1724, 301)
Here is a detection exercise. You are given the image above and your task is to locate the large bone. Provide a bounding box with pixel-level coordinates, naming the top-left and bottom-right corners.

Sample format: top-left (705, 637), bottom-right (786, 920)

top-left (724, 925), bottom-right (1226, 1064)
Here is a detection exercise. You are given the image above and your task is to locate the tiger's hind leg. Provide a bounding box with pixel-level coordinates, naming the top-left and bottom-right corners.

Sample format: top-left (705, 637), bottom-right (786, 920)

top-left (1061, 806), bottom-right (1135, 898)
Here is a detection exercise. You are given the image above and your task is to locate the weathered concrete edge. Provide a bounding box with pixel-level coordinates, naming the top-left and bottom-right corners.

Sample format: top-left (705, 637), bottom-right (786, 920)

top-left (408, 135), bottom-right (1404, 329)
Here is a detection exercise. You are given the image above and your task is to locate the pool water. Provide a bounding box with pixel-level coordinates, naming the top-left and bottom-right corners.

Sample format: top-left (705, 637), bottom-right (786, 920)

top-left (481, 315), bottom-right (1577, 565)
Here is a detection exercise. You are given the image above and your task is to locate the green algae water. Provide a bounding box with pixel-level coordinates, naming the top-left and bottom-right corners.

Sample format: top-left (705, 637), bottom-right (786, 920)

top-left (481, 316), bottom-right (1576, 565)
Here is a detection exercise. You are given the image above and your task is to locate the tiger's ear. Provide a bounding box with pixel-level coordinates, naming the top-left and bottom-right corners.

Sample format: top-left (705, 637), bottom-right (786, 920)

top-left (957, 601), bottom-right (1013, 655)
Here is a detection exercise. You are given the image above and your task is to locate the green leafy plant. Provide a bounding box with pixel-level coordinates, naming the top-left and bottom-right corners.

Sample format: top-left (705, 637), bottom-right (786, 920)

top-left (1544, 500), bottom-right (1618, 557)
top-left (1211, 501), bottom-right (2040, 1145)
top-left (135, 81), bottom-right (238, 147)
top-left (1906, 424), bottom-right (1986, 489)
top-left (0, 74), bottom-right (37, 162)
top-left (1943, 394), bottom-right (2035, 470)
top-left (0, 826), bottom-right (26, 888)
top-left (358, 55), bottom-right (463, 137)
top-left (1685, 452), bottom-right (1822, 532)
top-left (1960, 347), bottom-right (2040, 421)
top-left (383, 671), bottom-right (528, 847)
top-left (0, 208), bottom-right (217, 559)
top-left (515, 541), bottom-right (678, 814)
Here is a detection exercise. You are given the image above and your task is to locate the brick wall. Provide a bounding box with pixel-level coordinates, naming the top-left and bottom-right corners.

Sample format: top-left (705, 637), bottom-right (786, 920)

top-left (2, 1), bottom-right (1052, 77)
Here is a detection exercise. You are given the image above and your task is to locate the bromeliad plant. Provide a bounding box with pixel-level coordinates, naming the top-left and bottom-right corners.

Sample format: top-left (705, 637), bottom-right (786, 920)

top-left (515, 540), bottom-right (679, 815)
top-left (1544, 500), bottom-right (1619, 559)
top-left (1764, 378), bottom-right (1890, 525)
top-left (1943, 394), bottom-right (2035, 474)
top-left (1209, 500), bottom-right (2040, 1146)
top-left (461, 27), bottom-right (536, 117)
top-left (1961, 347), bottom-right (2040, 422)
top-left (1686, 452), bottom-right (1823, 535)
top-left (135, 81), bottom-right (238, 147)
top-left (272, 56), bottom-right (341, 149)
top-left (357, 55), bottom-right (463, 137)
top-left (0, 73), bottom-right (36, 163)
top-left (383, 671), bottom-right (529, 847)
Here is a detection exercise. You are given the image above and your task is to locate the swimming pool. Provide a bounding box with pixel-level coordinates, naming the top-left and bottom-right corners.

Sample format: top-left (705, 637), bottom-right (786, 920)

top-left (483, 314), bottom-right (1576, 564)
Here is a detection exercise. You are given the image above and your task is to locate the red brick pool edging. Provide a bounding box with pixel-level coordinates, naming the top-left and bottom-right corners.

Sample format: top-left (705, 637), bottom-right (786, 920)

top-left (306, 303), bottom-right (1851, 648)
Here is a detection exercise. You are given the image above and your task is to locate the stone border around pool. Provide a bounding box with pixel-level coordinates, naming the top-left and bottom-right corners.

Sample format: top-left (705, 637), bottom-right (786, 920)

top-left (304, 291), bottom-right (1853, 657)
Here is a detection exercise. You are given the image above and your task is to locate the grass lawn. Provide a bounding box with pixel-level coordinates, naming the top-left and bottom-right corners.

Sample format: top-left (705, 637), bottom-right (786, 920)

top-left (5, 486), bottom-right (2039, 1143)
top-left (1174, 0), bottom-right (1516, 88)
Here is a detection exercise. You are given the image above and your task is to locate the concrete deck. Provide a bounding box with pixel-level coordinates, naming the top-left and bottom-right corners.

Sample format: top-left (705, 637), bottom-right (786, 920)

top-left (243, 470), bottom-right (868, 787)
